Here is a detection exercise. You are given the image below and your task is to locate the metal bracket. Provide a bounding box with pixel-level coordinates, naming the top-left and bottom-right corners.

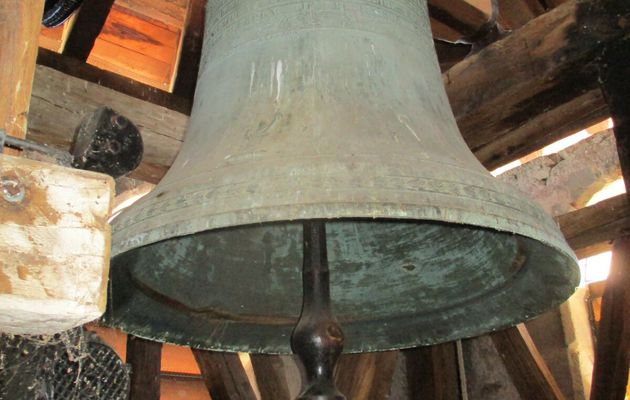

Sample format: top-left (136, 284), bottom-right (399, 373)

top-left (0, 130), bottom-right (72, 165)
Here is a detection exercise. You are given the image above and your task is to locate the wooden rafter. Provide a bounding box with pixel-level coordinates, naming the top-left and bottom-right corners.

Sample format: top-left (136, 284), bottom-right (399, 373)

top-left (404, 342), bottom-right (462, 400)
top-left (497, 0), bottom-right (546, 29)
top-left (334, 352), bottom-right (399, 400)
top-left (192, 350), bottom-right (257, 400)
top-left (63, 0), bottom-right (116, 61)
top-left (590, 237), bottom-right (630, 400)
top-left (589, 34), bottom-right (630, 400)
top-left (126, 336), bottom-right (163, 400)
top-left (251, 355), bottom-right (292, 400)
top-left (490, 325), bottom-right (566, 400)
top-left (446, 0), bottom-right (629, 170)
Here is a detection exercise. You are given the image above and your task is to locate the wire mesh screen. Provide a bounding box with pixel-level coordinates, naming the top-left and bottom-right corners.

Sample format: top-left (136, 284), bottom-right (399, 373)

top-left (0, 329), bottom-right (129, 400)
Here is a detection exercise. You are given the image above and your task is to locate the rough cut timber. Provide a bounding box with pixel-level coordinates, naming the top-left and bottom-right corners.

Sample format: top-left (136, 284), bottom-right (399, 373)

top-left (589, 237), bottom-right (630, 400)
top-left (334, 352), bottom-right (399, 400)
top-left (192, 350), bottom-right (258, 400)
top-left (0, 0), bottom-right (45, 157)
top-left (404, 342), bottom-right (461, 400)
top-left (28, 65), bottom-right (187, 183)
top-left (127, 336), bottom-right (162, 400)
top-left (556, 194), bottom-right (630, 259)
top-left (446, 0), bottom-right (630, 170)
top-left (27, 0), bottom-right (627, 183)
top-left (490, 325), bottom-right (566, 400)
top-left (0, 154), bottom-right (114, 335)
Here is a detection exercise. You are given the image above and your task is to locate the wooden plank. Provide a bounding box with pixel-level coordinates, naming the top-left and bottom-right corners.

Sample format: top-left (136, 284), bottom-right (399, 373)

top-left (556, 194), bottom-right (630, 253)
top-left (251, 355), bottom-right (291, 400)
top-left (116, 0), bottom-right (188, 28)
top-left (445, 0), bottom-right (629, 170)
top-left (99, 5), bottom-right (181, 64)
top-left (334, 352), bottom-right (399, 400)
top-left (63, 0), bottom-right (116, 61)
top-left (490, 325), bottom-right (566, 400)
top-left (127, 336), bottom-right (162, 400)
top-left (0, 154), bottom-right (114, 335)
top-left (36, 48), bottom-right (192, 114)
top-left (0, 0), bottom-right (45, 157)
top-left (404, 343), bottom-right (461, 400)
top-left (89, 37), bottom-right (173, 90)
top-left (192, 350), bottom-right (258, 400)
top-left (28, 64), bottom-right (187, 183)
top-left (172, 0), bottom-right (206, 100)
top-left (589, 237), bottom-right (630, 400)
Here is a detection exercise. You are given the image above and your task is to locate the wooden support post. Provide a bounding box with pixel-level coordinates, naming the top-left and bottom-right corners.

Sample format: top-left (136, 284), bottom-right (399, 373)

top-left (404, 343), bottom-right (461, 400)
top-left (590, 237), bottom-right (630, 400)
top-left (250, 355), bottom-right (291, 400)
top-left (192, 350), bottom-right (257, 400)
top-left (172, 0), bottom-right (206, 100)
top-left (589, 35), bottom-right (630, 400)
top-left (63, 0), bottom-right (116, 61)
top-left (490, 325), bottom-right (566, 400)
top-left (0, 0), bottom-right (45, 155)
top-left (127, 336), bottom-right (163, 400)
top-left (334, 352), bottom-right (399, 400)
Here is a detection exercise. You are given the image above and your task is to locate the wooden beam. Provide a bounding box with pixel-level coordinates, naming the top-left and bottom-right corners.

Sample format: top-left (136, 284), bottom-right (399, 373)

top-left (192, 350), bottom-right (257, 400)
top-left (334, 352), bottom-right (399, 400)
top-left (404, 343), bottom-right (461, 400)
top-left (127, 336), bottom-right (162, 400)
top-left (250, 355), bottom-right (291, 400)
top-left (28, 64), bottom-right (187, 183)
top-left (590, 237), bottom-right (630, 400)
top-left (557, 194), bottom-right (630, 255)
top-left (0, 154), bottom-right (114, 335)
top-left (589, 35), bottom-right (630, 400)
top-left (0, 0), bottom-right (45, 155)
top-left (497, 0), bottom-right (546, 29)
top-left (172, 0), bottom-right (206, 100)
top-left (37, 48), bottom-right (192, 114)
top-left (446, 0), bottom-right (629, 170)
top-left (490, 325), bottom-right (566, 400)
top-left (428, 0), bottom-right (489, 39)
top-left (63, 0), bottom-right (116, 61)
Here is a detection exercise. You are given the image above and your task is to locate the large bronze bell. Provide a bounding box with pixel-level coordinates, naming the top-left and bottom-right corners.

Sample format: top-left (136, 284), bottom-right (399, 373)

top-left (104, 0), bottom-right (579, 397)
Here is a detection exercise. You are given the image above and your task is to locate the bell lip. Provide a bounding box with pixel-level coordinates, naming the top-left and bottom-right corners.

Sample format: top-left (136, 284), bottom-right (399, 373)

top-left (103, 220), bottom-right (580, 355)
top-left (111, 201), bottom-right (577, 265)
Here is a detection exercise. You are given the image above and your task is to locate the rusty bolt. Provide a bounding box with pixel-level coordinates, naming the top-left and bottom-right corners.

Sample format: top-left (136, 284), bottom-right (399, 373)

top-left (1, 177), bottom-right (25, 203)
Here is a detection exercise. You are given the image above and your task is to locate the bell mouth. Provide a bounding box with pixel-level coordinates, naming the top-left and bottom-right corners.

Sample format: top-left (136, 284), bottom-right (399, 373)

top-left (103, 218), bottom-right (578, 354)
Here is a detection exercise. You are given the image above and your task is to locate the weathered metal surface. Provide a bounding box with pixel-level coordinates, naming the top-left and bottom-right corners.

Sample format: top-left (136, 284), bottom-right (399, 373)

top-left (103, 0), bottom-right (579, 353)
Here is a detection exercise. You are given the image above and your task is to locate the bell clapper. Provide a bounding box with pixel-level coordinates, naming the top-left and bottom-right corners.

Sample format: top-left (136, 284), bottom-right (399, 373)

top-left (291, 220), bottom-right (346, 400)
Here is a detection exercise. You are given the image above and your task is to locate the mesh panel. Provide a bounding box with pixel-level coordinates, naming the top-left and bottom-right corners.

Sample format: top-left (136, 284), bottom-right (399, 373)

top-left (0, 329), bottom-right (129, 400)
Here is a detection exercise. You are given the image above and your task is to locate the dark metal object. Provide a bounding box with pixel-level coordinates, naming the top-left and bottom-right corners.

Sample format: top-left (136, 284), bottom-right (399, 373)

top-left (0, 129), bottom-right (72, 165)
top-left (42, 0), bottom-right (84, 28)
top-left (72, 106), bottom-right (143, 178)
top-left (292, 221), bottom-right (345, 400)
top-left (0, 329), bottom-right (130, 400)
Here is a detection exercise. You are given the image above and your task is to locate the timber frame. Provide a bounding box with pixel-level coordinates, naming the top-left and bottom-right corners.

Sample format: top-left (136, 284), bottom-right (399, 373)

top-left (2, 0), bottom-right (629, 399)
